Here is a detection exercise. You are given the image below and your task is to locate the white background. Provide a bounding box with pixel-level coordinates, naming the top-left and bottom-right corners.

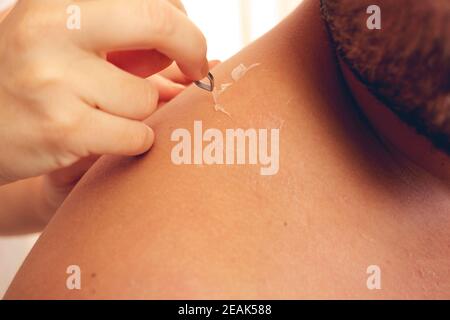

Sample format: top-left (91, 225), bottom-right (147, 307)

top-left (0, 0), bottom-right (303, 298)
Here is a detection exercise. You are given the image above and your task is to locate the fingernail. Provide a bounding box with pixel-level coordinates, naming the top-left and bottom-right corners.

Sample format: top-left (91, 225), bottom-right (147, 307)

top-left (145, 126), bottom-right (155, 149)
top-left (210, 59), bottom-right (221, 65)
top-left (201, 61), bottom-right (210, 78)
top-left (172, 83), bottom-right (186, 91)
top-left (172, 82), bottom-right (186, 89)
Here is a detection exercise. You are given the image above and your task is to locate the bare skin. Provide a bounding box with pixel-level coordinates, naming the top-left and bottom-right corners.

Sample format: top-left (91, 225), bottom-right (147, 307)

top-left (5, 0), bottom-right (450, 299)
top-left (0, 2), bottom-right (218, 235)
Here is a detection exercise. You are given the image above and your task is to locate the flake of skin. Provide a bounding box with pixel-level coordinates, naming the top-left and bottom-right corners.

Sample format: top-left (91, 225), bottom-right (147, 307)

top-left (231, 63), bottom-right (261, 82)
top-left (212, 89), bottom-right (221, 108)
top-left (212, 63), bottom-right (260, 118)
top-left (219, 83), bottom-right (233, 93)
top-left (214, 104), bottom-right (232, 118)
top-left (210, 63), bottom-right (261, 117)
top-left (212, 84), bottom-right (232, 106)
top-left (212, 86), bottom-right (232, 117)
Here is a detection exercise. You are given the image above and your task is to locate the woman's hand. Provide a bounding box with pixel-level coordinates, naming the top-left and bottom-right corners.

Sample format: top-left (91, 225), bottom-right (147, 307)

top-left (0, 0), bottom-right (209, 185)
top-left (37, 60), bottom-right (220, 226)
top-left (148, 60), bottom-right (220, 104)
top-left (0, 58), bottom-right (220, 235)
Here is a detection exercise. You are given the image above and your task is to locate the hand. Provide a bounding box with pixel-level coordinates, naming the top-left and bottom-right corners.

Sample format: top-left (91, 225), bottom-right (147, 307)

top-left (36, 60), bottom-right (220, 225)
top-left (0, 0), bottom-right (208, 185)
top-left (148, 60), bottom-right (220, 105)
top-left (38, 155), bottom-right (100, 225)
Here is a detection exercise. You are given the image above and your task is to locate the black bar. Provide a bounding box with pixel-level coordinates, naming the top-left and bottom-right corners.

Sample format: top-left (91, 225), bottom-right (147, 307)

top-left (0, 300), bottom-right (448, 318)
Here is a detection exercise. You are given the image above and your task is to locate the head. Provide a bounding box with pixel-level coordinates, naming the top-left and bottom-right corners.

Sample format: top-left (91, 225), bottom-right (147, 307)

top-left (320, 0), bottom-right (450, 155)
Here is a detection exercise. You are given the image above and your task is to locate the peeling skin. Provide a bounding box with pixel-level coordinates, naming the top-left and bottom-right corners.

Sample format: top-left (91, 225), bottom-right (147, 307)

top-left (214, 104), bottom-right (232, 117)
top-left (210, 63), bottom-right (261, 117)
top-left (219, 83), bottom-right (233, 92)
top-left (231, 63), bottom-right (261, 82)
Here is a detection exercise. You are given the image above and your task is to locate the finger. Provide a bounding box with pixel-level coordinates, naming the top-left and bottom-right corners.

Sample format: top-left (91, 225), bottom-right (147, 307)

top-left (147, 74), bottom-right (185, 102)
top-left (106, 0), bottom-right (189, 78)
top-left (73, 56), bottom-right (159, 120)
top-left (107, 50), bottom-right (172, 78)
top-left (166, 0), bottom-right (187, 14)
top-left (159, 60), bottom-right (221, 84)
top-left (78, 0), bottom-right (209, 80)
top-left (208, 60), bottom-right (221, 69)
top-left (75, 0), bottom-right (193, 110)
top-left (79, 108), bottom-right (155, 156)
top-left (46, 155), bottom-right (100, 188)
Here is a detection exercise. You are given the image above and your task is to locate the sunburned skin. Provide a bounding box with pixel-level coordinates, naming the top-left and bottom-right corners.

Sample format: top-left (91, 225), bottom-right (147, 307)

top-left (211, 63), bottom-right (261, 117)
top-left (5, 0), bottom-right (450, 299)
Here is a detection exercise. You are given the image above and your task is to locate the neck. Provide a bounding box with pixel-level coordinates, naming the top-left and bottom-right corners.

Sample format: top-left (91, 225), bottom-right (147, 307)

top-left (275, 0), bottom-right (449, 191)
top-left (340, 52), bottom-right (450, 186)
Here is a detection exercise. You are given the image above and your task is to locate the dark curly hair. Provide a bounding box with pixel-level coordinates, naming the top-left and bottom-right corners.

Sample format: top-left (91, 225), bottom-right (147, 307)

top-left (320, 0), bottom-right (450, 154)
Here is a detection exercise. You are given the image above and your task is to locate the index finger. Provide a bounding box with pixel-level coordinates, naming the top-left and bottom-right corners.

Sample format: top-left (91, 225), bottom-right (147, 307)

top-left (166, 0), bottom-right (187, 14)
top-left (75, 0), bottom-right (209, 80)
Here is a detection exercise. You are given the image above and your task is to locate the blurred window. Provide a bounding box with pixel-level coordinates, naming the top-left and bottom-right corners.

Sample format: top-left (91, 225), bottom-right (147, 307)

top-left (183, 0), bottom-right (303, 60)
